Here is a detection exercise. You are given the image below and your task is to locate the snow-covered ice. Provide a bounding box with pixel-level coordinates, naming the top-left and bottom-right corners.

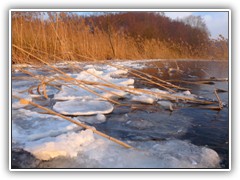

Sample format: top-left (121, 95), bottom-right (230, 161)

top-left (54, 84), bottom-right (129, 100)
top-left (12, 109), bottom-right (220, 168)
top-left (26, 130), bottom-right (95, 160)
top-left (53, 99), bottom-right (114, 115)
top-left (34, 133), bottom-right (220, 168)
top-left (12, 109), bottom-right (82, 144)
top-left (54, 67), bottom-right (133, 101)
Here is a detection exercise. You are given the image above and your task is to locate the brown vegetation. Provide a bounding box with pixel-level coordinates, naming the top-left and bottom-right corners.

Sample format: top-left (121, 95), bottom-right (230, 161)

top-left (11, 12), bottom-right (229, 64)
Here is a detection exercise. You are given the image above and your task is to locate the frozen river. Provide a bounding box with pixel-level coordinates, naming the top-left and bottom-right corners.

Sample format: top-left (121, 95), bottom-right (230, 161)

top-left (11, 59), bottom-right (229, 169)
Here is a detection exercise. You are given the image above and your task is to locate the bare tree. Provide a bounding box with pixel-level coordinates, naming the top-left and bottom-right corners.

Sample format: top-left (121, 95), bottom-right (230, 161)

top-left (181, 15), bottom-right (210, 36)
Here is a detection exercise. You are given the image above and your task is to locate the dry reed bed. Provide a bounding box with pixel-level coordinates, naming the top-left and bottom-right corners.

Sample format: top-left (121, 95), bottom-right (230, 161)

top-left (11, 13), bottom-right (229, 64)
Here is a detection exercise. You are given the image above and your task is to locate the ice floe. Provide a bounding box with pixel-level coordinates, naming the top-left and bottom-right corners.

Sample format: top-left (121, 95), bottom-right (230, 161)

top-left (12, 109), bottom-right (82, 145)
top-left (116, 61), bottom-right (147, 69)
top-left (33, 131), bottom-right (220, 168)
top-left (53, 99), bottom-right (114, 115)
top-left (26, 130), bottom-right (95, 161)
top-left (12, 92), bottom-right (32, 109)
top-left (54, 67), bottom-right (133, 101)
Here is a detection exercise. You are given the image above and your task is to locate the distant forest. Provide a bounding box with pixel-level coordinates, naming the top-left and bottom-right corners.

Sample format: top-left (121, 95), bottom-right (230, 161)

top-left (12, 12), bottom-right (228, 64)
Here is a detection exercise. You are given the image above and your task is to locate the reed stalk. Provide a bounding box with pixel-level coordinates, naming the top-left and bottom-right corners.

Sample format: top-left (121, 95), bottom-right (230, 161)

top-left (107, 62), bottom-right (188, 91)
top-left (214, 89), bottom-right (223, 109)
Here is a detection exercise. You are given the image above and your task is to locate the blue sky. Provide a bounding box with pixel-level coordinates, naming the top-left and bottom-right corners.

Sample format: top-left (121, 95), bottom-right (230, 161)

top-left (164, 11), bottom-right (229, 39)
top-left (76, 11), bottom-right (229, 39)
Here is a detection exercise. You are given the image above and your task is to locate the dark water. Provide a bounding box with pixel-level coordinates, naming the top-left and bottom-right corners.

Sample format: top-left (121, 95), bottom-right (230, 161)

top-left (96, 60), bottom-right (229, 168)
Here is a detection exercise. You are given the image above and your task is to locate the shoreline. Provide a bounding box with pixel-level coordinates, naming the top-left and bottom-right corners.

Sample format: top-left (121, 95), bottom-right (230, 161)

top-left (12, 58), bottom-right (228, 68)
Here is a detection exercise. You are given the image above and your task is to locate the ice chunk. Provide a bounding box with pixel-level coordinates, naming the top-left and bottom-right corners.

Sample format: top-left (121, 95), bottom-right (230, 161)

top-left (138, 88), bottom-right (170, 100)
top-left (27, 124), bottom-right (81, 141)
top-left (12, 92), bottom-right (32, 109)
top-left (53, 99), bottom-right (114, 115)
top-left (131, 94), bottom-right (155, 104)
top-left (116, 61), bottom-right (147, 69)
top-left (96, 113), bottom-right (106, 122)
top-left (84, 64), bottom-right (94, 69)
top-left (12, 99), bottom-right (32, 109)
top-left (26, 130), bottom-right (95, 160)
top-left (54, 85), bottom-right (98, 100)
top-left (183, 90), bottom-right (191, 95)
top-left (86, 68), bottom-right (103, 75)
top-left (74, 113), bottom-right (106, 124)
top-left (54, 84), bottom-right (128, 101)
top-left (76, 69), bottom-right (103, 82)
top-left (12, 79), bottom-right (37, 89)
top-left (147, 140), bottom-right (220, 168)
top-left (149, 88), bottom-right (169, 94)
top-left (13, 64), bottom-right (33, 68)
top-left (38, 139), bottom-right (220, 168)
top-left (173, 91), bottom-right (196, 99)
top-left (12, 109), bottom-right (81, 144)
top-left (76, 68), bottom-right (130, 84)
top-left (102, 89), bottom-right (128, 99)
top-left (118, 78), bottom-right (134, 85)
top-left (54, 67), bottom-right (133, 101)
top-left (158, 100), bottom-right (173, 110)
top-left (109, 69), bottom-right (128, 77)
